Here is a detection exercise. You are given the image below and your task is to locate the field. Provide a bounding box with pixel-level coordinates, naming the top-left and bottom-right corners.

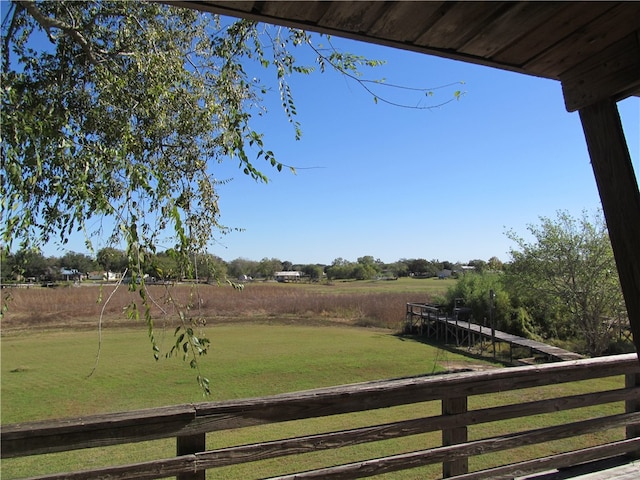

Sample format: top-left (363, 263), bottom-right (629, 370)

top-left (0, 278), bottom-right (626, 478)
top-left (1, 277), bottom-right (456, 422)
top-left (0, 276), bottom-right (450, 332)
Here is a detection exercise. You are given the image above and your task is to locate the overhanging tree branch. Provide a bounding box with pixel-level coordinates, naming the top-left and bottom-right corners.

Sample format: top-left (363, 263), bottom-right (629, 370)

top-left (17, 0), bottom-right (104, 64)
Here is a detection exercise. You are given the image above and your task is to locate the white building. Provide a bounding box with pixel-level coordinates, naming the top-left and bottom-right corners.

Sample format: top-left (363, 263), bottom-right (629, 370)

top-left (274, 271), bottom-right (301, 282)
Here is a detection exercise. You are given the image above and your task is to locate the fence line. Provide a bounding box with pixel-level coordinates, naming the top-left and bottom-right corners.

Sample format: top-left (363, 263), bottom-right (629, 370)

top-left (2, 354), bottom-right (640, 479)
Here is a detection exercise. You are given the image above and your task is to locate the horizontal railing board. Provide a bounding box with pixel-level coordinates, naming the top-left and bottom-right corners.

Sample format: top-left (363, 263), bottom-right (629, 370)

top-left (3, 354), bottom-right (639, 459)
top-left (2, 404), bottom-right (196, 435)
top-left (194, 387), bottom-right (640, 469)
top-left (265, 412), bottom-right (640, 480)
top-left (20, 411), bottom-right (640, 480)
top-left (0, 406), bottom-right (197, 458)
top-left (458, 386), bottom-right (640, 427)
top-left (191, 354), bottom-right (640, 427)
top-left (447, 437), bottom-right (640, 480)
top-left (22, 456), bottom-right (194, 480)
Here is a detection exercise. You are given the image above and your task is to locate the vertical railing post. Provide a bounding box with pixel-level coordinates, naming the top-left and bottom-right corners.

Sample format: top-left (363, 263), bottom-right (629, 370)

top-left (445, 310), bottom-right (449, 344)
top-left (442, 396), bottom-right (468, 477)
top-left (177, 433), bottom-right (206, 480)
top-left (626, 372), bottom-right (640, 459)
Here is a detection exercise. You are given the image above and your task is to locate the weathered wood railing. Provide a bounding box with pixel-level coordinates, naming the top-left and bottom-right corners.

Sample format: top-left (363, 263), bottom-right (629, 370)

top-left (406, 302), bottom-right (585, 363)
top-left (3, 354), bottom-right (640, 479)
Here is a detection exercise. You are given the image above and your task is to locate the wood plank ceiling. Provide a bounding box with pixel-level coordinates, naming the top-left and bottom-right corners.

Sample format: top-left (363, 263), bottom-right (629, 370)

top-left (172, 1), bottom-right (640, 112)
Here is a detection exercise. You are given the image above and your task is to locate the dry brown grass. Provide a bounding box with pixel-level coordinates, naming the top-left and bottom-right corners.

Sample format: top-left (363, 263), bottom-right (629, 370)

top-left (2, 285), bottom-right (140, 330)
top-left (1, 282), bottom-right (426, 332)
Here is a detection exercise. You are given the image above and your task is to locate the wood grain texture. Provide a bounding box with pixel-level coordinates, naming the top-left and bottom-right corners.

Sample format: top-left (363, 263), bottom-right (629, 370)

top-left (579, 102), bottom-right (640, 365)
top-left (562, 32), bottom-right (640, 111)
top-left (267, 413), bottom-right (640, 480)
top-left (442, 396), bottom-right (468, 477)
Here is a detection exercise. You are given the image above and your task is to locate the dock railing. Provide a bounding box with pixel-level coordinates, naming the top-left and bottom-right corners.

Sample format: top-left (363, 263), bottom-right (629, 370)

top-left (2, 354), bottom-right (640, 479)
top-left (405, 302), bottom-right (585, 363)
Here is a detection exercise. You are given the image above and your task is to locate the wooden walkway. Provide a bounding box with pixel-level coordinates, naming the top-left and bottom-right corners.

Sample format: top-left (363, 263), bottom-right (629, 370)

top-left (405, 303), bottom-right (584, 363)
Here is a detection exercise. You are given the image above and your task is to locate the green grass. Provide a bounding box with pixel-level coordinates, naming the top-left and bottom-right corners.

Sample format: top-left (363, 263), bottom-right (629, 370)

top-left (1, 324), bottom-right (492, 479)
top-left (1, 325), bottom-right (488, 423)
top-left (0, 321), bottom-right (626, 479)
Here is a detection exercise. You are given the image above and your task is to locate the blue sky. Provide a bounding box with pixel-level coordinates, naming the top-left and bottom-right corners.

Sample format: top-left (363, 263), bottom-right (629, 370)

top-left (43, 32), bottom-right (639, 266)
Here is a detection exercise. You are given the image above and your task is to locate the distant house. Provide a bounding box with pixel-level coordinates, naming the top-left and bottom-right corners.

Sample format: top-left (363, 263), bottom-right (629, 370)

top-left (60, 268), bottom-right (82, 282)
top-left (437, 269), bottom-right (452, 279)
top-left (274, 271), bottom-right (301, 282)
top-left (87, 271), bottom-right (120, 281)
top-left (88, 271), bottom-right (106, 281)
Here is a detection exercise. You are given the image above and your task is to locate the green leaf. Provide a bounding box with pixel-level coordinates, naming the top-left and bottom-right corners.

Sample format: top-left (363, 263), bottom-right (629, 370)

top-left (2, 1), bottom-right (388, 393)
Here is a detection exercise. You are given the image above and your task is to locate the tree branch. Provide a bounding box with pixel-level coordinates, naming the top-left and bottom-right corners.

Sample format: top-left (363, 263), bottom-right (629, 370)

top-left (2, 1), bottom-right (21, 71)
top-left (307, 38), bottom-right (465, 110)
top-left (17, 0), bottom-right (101, 64)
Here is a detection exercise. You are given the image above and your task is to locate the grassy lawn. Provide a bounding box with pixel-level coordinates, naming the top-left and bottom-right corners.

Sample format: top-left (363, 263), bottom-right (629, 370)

top-left (1, 323), bottom-right (499, 479)
top-left (1, 324), bottom-right (627, 479)
top-left (1, 325), bottom-right (494, 423)
top-left (0, 281), bottom-right (628, 479)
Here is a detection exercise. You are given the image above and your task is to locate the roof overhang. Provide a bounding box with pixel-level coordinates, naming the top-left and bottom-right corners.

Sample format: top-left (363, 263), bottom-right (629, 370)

top-left (167, 1), bottom-right (640, 111)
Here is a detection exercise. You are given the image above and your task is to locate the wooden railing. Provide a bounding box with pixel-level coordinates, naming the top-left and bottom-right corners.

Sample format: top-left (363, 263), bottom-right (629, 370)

top-left (405, 302), bottom-right (585, 363)
top-left (2, 354), bottom-right (640, 479)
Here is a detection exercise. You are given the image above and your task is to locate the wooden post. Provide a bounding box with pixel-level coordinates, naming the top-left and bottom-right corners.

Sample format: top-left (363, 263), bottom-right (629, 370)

top-left (578, 100), bottom-right (640, 361)
top-left (626, 372), bottom-right (640, 458)
top-left (445, 310), bottom-right (449, 344)
top-left (490, 290), bottom-right (496, 359)
top-left (442, 396), bottom-right (468, 477)
top-left (177, 433), bottom-right (206, 480)
top-left (405, 304), bottom-right (409, 333)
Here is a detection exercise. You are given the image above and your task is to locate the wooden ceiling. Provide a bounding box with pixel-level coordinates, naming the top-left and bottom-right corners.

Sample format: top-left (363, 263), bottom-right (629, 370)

top-left (171, 1), bottom-right (640, 112)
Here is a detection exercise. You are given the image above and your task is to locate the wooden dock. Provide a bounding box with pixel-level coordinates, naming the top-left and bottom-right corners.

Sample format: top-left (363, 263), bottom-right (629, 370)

top-left (405, 302), bottom-right (584, 363)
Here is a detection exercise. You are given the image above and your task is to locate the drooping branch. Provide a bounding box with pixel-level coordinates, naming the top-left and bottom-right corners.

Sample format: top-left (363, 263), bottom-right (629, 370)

top-left (307, 37), bottom-right (466, 110)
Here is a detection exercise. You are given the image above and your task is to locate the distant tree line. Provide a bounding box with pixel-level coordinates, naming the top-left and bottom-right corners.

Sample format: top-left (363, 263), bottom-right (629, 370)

top-left (1, 247), bottom-right (500, 284)
top-left (1, 211), bottom-right (625, 357)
